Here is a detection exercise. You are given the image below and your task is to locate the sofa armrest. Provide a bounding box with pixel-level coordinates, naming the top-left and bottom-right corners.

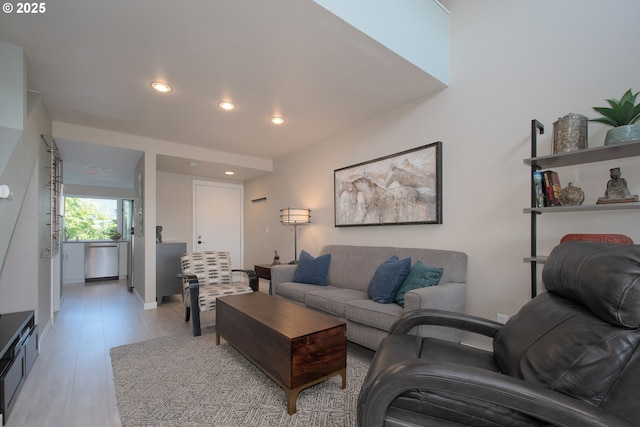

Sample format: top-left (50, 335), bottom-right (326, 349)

top-left (403, 282), bottom-right (466, 313)
top-left (177, 273), bottom-right (199, 286)
top-left (401, 282), bottom-right (467, 343)
top-left (390, 309), bottom-right (503, 338)
top-left (271, 264), bottom-right (298, 287)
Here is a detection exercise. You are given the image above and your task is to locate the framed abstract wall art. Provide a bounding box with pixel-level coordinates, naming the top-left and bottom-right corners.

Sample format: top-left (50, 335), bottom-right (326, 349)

top-left (334, 141), bottom-right (442, 226)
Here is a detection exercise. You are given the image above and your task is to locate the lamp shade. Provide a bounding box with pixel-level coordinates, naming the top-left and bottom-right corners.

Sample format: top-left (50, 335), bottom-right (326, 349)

top-left (280, 208), bottom-right (311, 224)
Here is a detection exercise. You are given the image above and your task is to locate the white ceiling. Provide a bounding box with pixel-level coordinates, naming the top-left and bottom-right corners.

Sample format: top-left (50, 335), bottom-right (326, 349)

top-left (0, 0), bottom-right (446, 188)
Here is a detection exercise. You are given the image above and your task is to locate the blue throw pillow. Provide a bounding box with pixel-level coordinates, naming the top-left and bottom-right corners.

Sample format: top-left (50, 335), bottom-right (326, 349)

top-left (292, 250), bottom-right (331, 286)
top-left (367, 256), bottom-right (412, 304)
top-left (394, 261), bottom-right (444, 307)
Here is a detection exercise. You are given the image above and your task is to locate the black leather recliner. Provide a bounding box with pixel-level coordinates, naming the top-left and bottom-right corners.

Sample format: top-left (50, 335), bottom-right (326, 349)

top-left (358, 242), bottom-right (640, 426)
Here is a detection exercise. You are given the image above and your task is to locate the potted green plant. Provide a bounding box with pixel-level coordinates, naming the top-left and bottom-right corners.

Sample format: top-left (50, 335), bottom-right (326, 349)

top-left (591, 89), bottom-right (640, 145)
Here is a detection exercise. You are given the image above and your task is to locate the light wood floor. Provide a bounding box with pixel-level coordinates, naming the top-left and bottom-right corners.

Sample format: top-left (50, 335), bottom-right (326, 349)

top-left (6, 279), bottom-right (373, 427)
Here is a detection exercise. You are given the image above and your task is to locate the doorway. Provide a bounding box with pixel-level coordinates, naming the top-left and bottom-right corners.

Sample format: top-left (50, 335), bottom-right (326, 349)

top-left (192, 181), bottom-right (244, 269)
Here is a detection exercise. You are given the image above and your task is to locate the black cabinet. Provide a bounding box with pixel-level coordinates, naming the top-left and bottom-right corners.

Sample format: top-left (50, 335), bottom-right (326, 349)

top-left (0, 311), bottom-right (38, 424)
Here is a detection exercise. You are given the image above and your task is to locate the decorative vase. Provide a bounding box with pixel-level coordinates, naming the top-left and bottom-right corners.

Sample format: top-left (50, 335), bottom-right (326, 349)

top-left (558, 182), bottom-right (584, 206)
top-left (604, 124), bottom-right (640, 145)
top-left (553, 113), bottom-right (588, 153)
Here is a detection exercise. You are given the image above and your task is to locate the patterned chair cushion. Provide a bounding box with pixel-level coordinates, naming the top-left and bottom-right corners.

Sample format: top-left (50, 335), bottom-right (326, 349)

top-left (181, 251), bottom-right (253, 312)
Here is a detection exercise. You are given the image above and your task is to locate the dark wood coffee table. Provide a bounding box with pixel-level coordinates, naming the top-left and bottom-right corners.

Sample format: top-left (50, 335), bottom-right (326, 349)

top-left (216, 292), bottom-right (347, 414)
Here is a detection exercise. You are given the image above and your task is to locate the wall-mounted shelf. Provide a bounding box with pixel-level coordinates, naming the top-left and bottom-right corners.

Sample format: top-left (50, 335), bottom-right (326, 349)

top-left (525, 120), bottom-right (640, 298)
top-left (524, 203), bottom-right (640, 214)
top-left (524, 138), bottom-right (640, 169)
top-left (523, 256), bottom-right (548, 263)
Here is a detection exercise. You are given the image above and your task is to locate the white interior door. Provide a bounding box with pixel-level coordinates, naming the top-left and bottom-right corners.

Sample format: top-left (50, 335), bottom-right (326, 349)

top-left (193, 181), bottom-right (244, 269)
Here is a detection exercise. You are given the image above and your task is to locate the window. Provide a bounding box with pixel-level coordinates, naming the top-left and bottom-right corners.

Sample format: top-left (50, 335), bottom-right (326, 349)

top-left (64, 197), bottom-right (119, 241)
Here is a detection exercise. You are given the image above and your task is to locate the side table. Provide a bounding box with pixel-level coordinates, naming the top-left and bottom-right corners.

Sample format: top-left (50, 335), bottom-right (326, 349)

top-left (254, 264), bottom-right (273, 294)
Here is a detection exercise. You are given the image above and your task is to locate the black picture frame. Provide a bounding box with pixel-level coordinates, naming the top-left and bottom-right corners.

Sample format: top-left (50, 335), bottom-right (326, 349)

top-left (334, 141), bottom-right (442, 227)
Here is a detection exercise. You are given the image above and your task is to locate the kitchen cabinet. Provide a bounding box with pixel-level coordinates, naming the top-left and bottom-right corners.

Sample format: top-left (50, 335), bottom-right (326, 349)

top-left (118, 241), bottom-right (129, 279)
top-left (62, 242), bottom-right (85, 284)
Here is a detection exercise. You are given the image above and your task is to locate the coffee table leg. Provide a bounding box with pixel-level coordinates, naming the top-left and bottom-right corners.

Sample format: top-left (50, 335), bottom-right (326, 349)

top-left (287, 388), bottom-right (299, 415)
top-left (285, 368), bottom-right (347, 415)
top-left (216, 333), bottom-right (220, 345)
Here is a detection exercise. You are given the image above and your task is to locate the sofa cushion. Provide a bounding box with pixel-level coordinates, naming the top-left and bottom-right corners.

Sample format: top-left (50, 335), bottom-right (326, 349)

top-left (367, 256), bottom-right (411, 304)
top-left (275, 282), bottom-right (339, 304)
top-left (292, 250), bottom-right (331, 286)
top-left (345, 299), bottom-right (404, 331)
top-left (304, 288), bottom-right (368, 318)
top-left (394, 261), bottom-right (444, 307)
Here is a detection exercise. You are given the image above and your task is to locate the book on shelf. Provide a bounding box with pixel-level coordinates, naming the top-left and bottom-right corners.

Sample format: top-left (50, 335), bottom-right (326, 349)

top-left (542, 170), bottom-right (561, 206)
top-left (533, 171), bottom-right (545, 207)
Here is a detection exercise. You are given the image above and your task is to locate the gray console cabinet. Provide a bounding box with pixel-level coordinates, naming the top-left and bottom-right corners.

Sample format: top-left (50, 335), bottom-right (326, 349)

top-left (156, 242), bottom-right (187, 305)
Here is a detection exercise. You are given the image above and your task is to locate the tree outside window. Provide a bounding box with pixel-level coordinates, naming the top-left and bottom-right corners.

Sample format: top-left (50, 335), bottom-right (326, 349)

top-left (64, 197), bottom-right (118, 240)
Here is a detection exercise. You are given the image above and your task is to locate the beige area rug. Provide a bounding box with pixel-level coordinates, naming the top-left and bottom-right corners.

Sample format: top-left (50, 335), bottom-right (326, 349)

top-left (110, 330), bottom-right (370, 427)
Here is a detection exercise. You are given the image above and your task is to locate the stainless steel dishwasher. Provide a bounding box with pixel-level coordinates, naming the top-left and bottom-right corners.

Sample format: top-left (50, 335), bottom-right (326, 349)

top-left (85, 242), bottom-right (119, 281)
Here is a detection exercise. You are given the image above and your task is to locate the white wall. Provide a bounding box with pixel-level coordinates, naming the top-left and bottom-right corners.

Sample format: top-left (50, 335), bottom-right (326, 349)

top-left (313, 0), bottom-right (450, 84)
top-left (0, 93), bottom-right (53, 332)
top-left (156, 172), bottom-right (194, 246)
top-left (244, 0), bottom-right (640, 347)
top-left (0, 42), bottom-right (25, 175)
top-left (156, 171), bottom-right (241, 250)
top-left (64, 184), bottom-right (135, 200)
top-left (131, 156), bottom-right (147, 302)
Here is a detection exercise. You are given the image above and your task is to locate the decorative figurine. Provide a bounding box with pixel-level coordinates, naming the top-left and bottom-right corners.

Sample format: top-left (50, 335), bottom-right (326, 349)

top-left (156, 225), bottom-right (163, 243)
top-left (272, 250), bottom-right (281, 265)
top-left (597, 167), bottom-right (639, 204)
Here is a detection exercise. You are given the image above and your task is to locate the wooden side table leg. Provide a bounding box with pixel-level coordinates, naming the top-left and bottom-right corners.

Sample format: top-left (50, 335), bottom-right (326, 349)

top-left (216, 334), bottom-right (220, 345)
top-left (340, 367), bottom-right (346, 389)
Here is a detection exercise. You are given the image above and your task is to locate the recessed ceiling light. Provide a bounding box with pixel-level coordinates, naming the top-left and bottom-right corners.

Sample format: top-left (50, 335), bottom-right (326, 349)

top-left (150, 81), bottom-right (173, 93)
top-left (270, 116), bottom-right (286, 125)
top-left (225, 171), bottom-right (235, 175)
top-left (218, 101), bottom-right (236, 111)
top-left (188, 161), bottom-right (197, 167)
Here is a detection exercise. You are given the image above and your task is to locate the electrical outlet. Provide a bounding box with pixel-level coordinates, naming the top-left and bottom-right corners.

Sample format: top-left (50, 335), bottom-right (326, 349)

top-left (497, 313), bottom-right (509, 324)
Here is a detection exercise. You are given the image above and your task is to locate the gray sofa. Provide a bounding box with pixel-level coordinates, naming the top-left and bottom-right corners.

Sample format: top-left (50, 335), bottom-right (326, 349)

top-left (271, 245), bottom-right (468, 350)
